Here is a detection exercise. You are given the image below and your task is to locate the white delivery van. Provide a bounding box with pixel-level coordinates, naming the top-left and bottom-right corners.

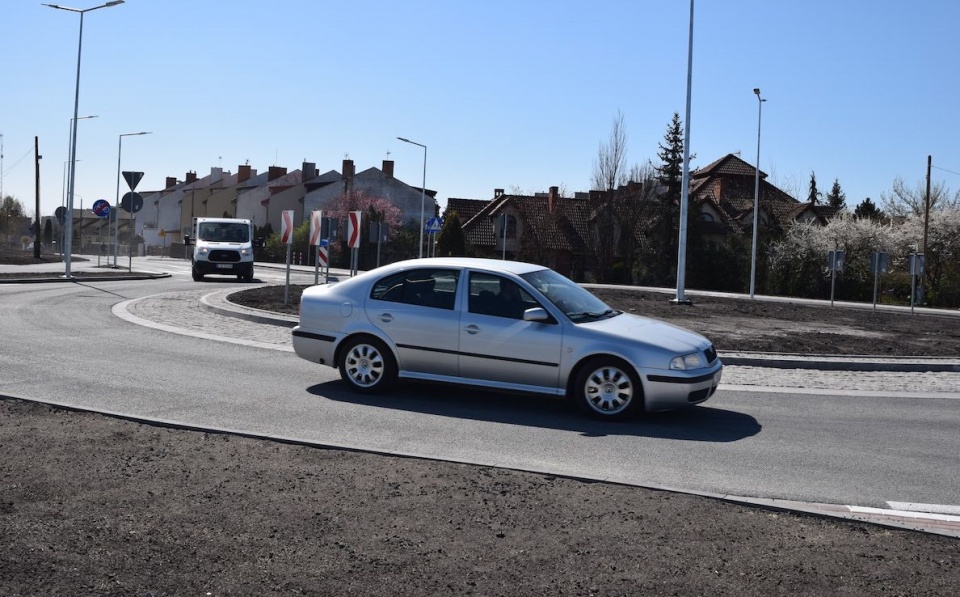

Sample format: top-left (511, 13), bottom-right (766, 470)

top-left (188, 217), bottom-right (255, 281)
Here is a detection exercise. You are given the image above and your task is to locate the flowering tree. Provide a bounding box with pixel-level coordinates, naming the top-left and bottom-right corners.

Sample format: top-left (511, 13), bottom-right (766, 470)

top-left (318, 190), bottom-right (404, 268)
top-left (769, 208), bottom-right (960, 306)
top-left (319, 190), bottom-right (403, 230)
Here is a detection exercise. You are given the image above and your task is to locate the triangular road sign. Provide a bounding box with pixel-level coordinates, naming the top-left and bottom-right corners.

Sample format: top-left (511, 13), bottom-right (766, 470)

top-left (122, 171), bottom-right (144, 191)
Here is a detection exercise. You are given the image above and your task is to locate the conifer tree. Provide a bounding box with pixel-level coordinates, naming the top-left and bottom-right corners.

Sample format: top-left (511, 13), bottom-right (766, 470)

top-left (825, 178), bottom-right (846, 210)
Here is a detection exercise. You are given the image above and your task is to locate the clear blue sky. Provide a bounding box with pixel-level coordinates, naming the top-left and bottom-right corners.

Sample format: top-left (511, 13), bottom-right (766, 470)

top-left (3, 0), bottom-right (959, 219)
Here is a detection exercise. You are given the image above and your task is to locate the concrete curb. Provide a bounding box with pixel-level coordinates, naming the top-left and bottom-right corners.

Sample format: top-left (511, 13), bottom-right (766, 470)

top-left (0, 272), bottom-right (171, 284)
top-left (720, 354), bottom-right (960, 373)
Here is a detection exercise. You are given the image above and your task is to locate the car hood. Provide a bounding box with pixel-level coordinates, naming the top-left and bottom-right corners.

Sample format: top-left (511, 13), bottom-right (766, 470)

top-left (581, 312), bottom-right (710, 353)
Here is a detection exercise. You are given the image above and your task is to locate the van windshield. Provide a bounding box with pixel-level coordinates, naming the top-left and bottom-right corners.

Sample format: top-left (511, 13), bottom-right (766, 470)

top-left (198, 222), bottom-right (249, 242)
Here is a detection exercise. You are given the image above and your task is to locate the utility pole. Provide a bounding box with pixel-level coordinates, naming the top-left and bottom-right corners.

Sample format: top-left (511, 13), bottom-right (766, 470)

top-left (922, 155), bottom-right (931, 299)
top-left (34, 137), bottom-right (42, 259)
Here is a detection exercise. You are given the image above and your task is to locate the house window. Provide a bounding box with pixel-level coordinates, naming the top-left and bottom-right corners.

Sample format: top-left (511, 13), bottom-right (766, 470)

top-left (497, 214), bottom-right (517, 239)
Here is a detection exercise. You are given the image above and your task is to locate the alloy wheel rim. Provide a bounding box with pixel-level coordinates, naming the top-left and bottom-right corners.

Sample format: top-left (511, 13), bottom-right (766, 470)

top-left (346, 344), bottom-right (384, 387)
top-left (584, 365), bottom-right (633, 414)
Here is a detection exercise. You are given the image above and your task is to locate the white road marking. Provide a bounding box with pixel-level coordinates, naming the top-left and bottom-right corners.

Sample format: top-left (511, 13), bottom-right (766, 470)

top-left (849, 505), bottom-right (960, 522)
top-left (886, 502), bottom-right (960, 516)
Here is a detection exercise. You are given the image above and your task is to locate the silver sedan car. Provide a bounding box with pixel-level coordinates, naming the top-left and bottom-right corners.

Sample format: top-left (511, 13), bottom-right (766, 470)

top-left (292, 258), bottom-right (722, 420)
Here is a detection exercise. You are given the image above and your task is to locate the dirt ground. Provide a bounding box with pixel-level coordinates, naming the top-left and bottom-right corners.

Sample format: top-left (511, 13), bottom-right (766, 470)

top-left (1, 398), bottom-right (957, 597)
top-left (230, 284), bottom-right (960, 357)
top-left (3, 253), bottom-right (959, 594)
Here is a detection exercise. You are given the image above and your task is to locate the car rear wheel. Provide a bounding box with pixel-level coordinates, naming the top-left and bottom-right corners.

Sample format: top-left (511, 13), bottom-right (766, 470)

top-left (339, 336), bottom-right (396, 394)
top-left (573, 357), bottom-right (642, 420)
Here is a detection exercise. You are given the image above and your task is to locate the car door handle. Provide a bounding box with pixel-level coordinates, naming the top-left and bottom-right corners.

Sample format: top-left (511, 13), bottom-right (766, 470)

top-left (378, 313), bottom-right (394, 322)
top-left (464, 324), bottom-right (480, 335)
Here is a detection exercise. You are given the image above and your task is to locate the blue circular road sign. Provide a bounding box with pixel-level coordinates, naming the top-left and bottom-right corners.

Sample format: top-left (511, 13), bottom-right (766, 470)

top-left (92, 199), bottom-right (111, 218)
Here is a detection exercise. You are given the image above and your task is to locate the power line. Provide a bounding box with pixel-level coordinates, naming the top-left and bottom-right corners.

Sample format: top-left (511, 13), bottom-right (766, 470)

top-left (931, 165), bottom-right (960, 177)
top-left (1, 145), bottom-right (34, 178)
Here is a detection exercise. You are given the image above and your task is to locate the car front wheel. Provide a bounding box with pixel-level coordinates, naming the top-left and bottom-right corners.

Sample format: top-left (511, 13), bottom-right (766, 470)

top-left (338, 336), bottom-right (397, 394)
top-left (573, 357), bottom-right (642, 420)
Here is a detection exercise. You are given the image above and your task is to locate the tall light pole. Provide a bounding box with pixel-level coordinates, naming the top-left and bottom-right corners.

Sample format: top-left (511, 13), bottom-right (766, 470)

top-left (44, 0), bottom-right (124, 277)
top-left (672, 0), bottom-right (695, 305)
top-left (397, 136), bottom-right (427, 259)
top-left (60, 115), bottom-right (96, 257)
top-left (62, 114), bottom-right (97, 210)
top-left (114, 130), bottom-right (151, 266)
top-left (749, 88), bottom-right (766, 300)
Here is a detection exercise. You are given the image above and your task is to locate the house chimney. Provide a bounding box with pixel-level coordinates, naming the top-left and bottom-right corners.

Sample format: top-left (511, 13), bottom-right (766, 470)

top-left (382, 159), bottom-right (394, 178)
top-left (548, 186), bottom-right (559, 213)
top-left (342, 159), bottom-right (355, 193)
top-left (165, 177), bottom-right (178, 189)
top-left (302, 161), bottom-right (317, 181)
top-left (268, 166), bottom-right (287, 181)
top-left (589, 190), bottom-right (606, 204)
top-left (238, 164), bottom-right (252, 182)
top-left (185, 171), bottom-right (198, 184)
top-left (494, 188), bottom-right (504, 198)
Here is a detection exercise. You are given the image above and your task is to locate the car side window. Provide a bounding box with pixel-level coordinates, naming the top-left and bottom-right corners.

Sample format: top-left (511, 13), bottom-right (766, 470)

top-left (370, 269), bottom-right (459, 310)
top-left (468, 273), bottom-right (537, 319)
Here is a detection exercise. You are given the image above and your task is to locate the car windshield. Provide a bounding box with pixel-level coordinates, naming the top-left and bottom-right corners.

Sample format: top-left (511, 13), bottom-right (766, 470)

top-left (520, 268), bottom-right (620, 323)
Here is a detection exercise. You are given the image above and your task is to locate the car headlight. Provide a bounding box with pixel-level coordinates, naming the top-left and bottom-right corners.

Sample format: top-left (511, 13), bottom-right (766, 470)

top-left (670, 353), bottom-right (703, 370)
top-left (241, 248), bottom-right (250, 256)
top-left (197, 247), bottom-right (209, 255)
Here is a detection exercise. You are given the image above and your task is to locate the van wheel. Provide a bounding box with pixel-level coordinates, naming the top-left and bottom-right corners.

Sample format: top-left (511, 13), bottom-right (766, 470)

top-left (192, 268), bottom-right (204, 281)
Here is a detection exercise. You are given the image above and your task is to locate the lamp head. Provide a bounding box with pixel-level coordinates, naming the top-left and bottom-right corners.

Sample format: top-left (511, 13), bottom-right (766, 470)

top-left (753, 88), bottom-right (761, 96)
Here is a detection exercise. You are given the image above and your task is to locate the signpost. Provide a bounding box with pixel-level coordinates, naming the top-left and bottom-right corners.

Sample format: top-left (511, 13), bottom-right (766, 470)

top-left (347, 210), bottom-right (361, 276)
top-left (908, 253), bottom-right (925, 314)
top-left (120, 191), bottom-right (144, 271)
top-left (869, 251), bottom-right (889, 312)
top-left (281, 210), bottom-right (294, 305)
top-left (55, 206), bottom-right (66, 258)
top-left (369, 221), bottom-right (389, 268)
top-left (92, 199), bottom-right (110, 266)
top-left (117, 171), bottom-right (144, 269)
top-left (310, 210), bottom-right (322, 284)
top-left (426, 216), bottom-right (442, 258)
top-left (827, 249), bottom-right (845, 307)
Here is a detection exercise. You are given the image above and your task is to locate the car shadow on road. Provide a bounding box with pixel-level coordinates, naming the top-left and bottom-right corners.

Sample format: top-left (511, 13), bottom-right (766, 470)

top-left (307, 381), bottom-right (761, 443)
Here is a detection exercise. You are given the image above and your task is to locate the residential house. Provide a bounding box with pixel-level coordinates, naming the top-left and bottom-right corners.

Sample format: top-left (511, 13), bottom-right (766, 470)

top-left (451, 153), bottom-right (839, 283)
top-left (303, 159), bottom-right (437, 231)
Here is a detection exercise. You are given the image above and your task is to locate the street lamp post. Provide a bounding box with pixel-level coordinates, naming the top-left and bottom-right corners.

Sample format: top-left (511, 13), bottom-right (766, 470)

top-left (397, 136), bottom-right (427, 259)
top-left (672, 0), bottom-right (695, 305)
top-left (749, 88), bottom-right (766, 300)
top-left (44, 0), bottom-right (124, 277)
top-left (114, 130), bottom-right (151, 266)
top-left (61, 114), bottom-right (95, 257)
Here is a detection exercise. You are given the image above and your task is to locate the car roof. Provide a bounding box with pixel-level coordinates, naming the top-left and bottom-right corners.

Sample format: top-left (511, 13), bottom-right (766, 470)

top-left (387, 257), bottom-right (548, 276)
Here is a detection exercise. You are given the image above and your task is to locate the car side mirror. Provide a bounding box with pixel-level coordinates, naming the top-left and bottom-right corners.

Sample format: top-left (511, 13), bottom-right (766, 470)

top-left (523, 307), bottom-right (550, 322)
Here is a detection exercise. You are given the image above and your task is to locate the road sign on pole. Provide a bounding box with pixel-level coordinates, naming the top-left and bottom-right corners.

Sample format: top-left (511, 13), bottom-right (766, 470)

top-left (92, 199), bottom-right (110, 218)
top-left (122, 171), bottom-right (144, 191)
top-left (309, 210), bottom-right (322, 246)
top-left (281, 210), bottom-right (294, 245)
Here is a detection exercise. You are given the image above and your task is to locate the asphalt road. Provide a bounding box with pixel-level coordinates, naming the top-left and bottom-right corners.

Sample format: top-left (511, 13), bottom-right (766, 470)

top-left (2, 256), bottom-right (959, 535)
